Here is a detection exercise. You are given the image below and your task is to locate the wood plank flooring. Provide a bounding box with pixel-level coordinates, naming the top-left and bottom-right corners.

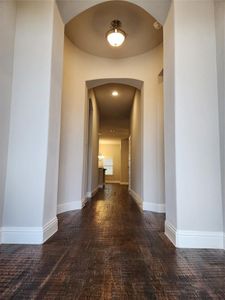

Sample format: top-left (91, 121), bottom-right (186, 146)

top-left (0, 184), bottom-right (225, 299)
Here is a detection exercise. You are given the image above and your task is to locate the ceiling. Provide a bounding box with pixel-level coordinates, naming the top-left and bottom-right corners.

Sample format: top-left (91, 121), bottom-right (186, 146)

top-left (57, 0), bottom-right (171, 25)
top-left (65, 1), bottom-right (163, 59)
top-left (94, 83), bottom-right (136, 139)
top-left (98, 119), bottom-right (130, 139)
top-left (94, 83), bottom-right (135, 119)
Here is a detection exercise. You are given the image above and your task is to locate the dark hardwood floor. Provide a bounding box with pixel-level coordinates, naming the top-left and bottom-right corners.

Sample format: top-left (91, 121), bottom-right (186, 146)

top-left (0, 184), bottom-right (225, 299)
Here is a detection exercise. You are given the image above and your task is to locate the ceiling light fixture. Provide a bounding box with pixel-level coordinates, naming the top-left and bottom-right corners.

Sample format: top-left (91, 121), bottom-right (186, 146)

top-left (112, 91), bottom-right (118, 96)
top-left (106, 20), bottom-right (126, 47)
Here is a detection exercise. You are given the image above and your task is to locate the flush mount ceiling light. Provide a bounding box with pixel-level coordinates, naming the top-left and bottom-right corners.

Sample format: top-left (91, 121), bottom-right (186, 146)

top-left (112, 90), bottom-right (119, 96)
top-left (106, 20), bottom-right (126, 47)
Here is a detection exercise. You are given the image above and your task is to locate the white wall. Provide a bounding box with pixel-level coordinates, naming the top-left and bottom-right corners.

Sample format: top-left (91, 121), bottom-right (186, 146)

top-left (215, 1), bottom-right (225, 234)
top-left (2, 1), bottom-right (64, 243)
top-left (58, 36), bottom-right (164, 212)
top-left (164, 0), bottom-right (223, 248)
top-left (175, 0), bottom-right (222, 232)
top-left (0, 0), bottom-right (17, 228)
top-left (43, 3), bottom-right (64, 225)
top-left (164, 2), bottom-right (177, 228)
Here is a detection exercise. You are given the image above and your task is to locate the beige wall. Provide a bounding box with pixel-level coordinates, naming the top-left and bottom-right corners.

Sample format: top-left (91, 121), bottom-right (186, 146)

top-left (130, 90), bottom-right (143, 197)
top-left (58, 36), bottom-right (164, 210)
top-left (121, 139), bottom-right (129, 184)
top-left (130, 90), bottom-right (143, 198)
top-left (86, 89), bottom-right (100, 195)
top-left (99, 142), bottom-right (121, 183)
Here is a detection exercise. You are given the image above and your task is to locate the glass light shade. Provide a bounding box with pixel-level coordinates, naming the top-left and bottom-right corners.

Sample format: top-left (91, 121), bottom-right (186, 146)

top-left (107, 29), bottom-right (126, 47)
top-left (112, 91), bottom-right (118, 96)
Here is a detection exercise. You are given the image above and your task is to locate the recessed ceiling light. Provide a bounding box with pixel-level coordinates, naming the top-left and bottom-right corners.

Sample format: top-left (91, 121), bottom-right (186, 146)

top-left (106, 20), bottom-right (126, 47)
top-left (112, 91), bottom-right (118, 96)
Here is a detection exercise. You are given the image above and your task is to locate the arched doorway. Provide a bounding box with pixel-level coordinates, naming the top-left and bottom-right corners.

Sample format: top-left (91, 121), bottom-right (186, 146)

top-left (82, 78), bottom-right (144, 208)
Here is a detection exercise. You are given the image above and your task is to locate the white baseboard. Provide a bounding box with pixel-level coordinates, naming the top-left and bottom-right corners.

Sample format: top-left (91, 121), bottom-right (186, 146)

top-left (105, 181), bottom-right (129, 185)
top-left (105, 180), bottom-right (120, 184)
top-left (165, 220), bottom-right (224, 249)
top-left (143, 202), bottom-right (165, 213)
top-left (129, 188), bottom-right (143, 209)
top-left (86, 192), bottom-right (91, 198)
top-left (82, 197), bottom-right (90, 208)
top-left (165, 220), bottom-right (176, 246)
top-left (0, 217), bottom-right (58, 244)
top-left (86, 186), bottom-right (99, 198)
top-left (57, 201), bottom-right (81, 214)
top-left (43, 217), bottom-right (58, 243)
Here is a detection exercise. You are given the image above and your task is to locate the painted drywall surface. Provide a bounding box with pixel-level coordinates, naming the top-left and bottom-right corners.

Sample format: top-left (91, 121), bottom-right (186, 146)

top-left (58, 37), bottom-right (164, 208)
top-left (43, 2), bottom-right (64, 225)
top-left (142, 52), bottom-right (165, 206)
top-left (99, 142), bottom-right (121, 182)
top-left (0, 0), bottom-right (16, 227)
top-left (174, 0), bottom-right (223, 232)
top-left (86, 89), bottom-right (100, 194)
top-left (130, 90), bottom-right (142, 197)
top-left (3, 1), bottom-right (56, 227)
top-left (163, 2), bottom-right (177, 228)
top-left (121, 139), bottom-right (129, 184)
top-left (215, 1), bottom-right (225, 233)
top-left (56, 0), bottom-right (171, 25)
top-left (58, 39), bottom-right (85, 207)
top-left (86, 95), bottom-right (93, 195)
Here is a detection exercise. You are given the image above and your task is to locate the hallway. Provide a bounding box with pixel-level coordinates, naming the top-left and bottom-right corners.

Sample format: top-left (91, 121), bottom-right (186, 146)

top-left (0, 184), bottom-right (225, 299)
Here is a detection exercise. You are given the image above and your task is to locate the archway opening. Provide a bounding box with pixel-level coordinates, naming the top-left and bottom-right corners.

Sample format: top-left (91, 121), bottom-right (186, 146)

top-left (57, 0), bottom-right (165, 224)
top-left (82, 79), bottom-right (144, 209)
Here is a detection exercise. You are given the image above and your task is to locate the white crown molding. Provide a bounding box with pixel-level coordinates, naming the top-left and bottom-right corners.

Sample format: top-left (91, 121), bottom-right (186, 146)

top-left (0, 217), bottom-right (58, 244)
top-left (129, 188), bottom-right (143, 209)
top-left (143, 202), bottom-right (165, 213)
top-left (57, 201), bottom-right (81, 214)
top-left (165, 220), bottom-right (224, 249)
